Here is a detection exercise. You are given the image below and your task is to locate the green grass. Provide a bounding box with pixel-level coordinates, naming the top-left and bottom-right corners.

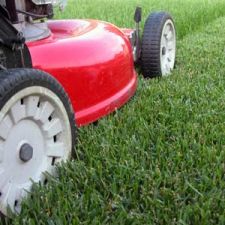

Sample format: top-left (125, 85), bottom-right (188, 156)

top-left (3, 0), bottom-right (225, 224)
top-left (55, 0), bottom-right (225, 38)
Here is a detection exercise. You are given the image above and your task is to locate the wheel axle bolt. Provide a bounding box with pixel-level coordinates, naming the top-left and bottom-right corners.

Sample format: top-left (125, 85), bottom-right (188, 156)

top-left (19, 144), bottom-right (33, 162)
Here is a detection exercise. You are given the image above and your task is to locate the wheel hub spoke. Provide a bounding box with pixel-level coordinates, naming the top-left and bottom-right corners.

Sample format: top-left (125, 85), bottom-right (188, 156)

top-left (166, 30), bottom-right (173, 41)
top-left (43, 118), bottom-right (63, 138)
top-left (46, 142), bottom-right (65, 158)
top-left (35, 101), bottom-right (54, 124)
top-left (10, 101), bottom-right (26, 124)
top-left (0, 115), bottom-right (14, 140)
top-left (26, 96), bottom-right (40, 118)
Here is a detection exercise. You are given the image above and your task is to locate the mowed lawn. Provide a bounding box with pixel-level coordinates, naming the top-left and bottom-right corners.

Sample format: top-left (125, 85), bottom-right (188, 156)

top-left (4, 0), bottom-right (225, 224)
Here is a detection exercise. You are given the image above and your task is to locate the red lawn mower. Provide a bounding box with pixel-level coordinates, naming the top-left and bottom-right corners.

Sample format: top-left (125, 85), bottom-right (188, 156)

top-left (0, 0), bottom-right (176, 216)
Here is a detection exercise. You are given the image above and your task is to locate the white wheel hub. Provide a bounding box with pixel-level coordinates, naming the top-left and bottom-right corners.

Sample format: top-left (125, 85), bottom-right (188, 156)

top-left (160, 19), bottom-right (176, 76)
top-left (0, 86), bottom-right (72, 215)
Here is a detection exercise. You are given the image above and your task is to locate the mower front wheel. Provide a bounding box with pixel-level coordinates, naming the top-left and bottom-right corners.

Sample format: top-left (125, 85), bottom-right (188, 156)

top-left (141, 12), bottom-right (176, 78)
top-left (0, 68), bottom-right (76, 216)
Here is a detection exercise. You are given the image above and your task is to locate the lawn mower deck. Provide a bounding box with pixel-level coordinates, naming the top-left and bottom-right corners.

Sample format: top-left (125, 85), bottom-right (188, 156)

top-left (27, 19), bottom-right (138, 126)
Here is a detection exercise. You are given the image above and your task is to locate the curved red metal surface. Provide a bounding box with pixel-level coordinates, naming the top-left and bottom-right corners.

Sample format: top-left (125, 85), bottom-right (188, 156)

top-left (27, 20), bottom-right (137, 126)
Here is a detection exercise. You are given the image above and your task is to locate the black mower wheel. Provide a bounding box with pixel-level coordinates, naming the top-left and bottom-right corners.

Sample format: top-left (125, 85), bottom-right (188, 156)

top-left (140, 12), bottom-right (176, 78)
top-left (0, 68), bottom-right (76, 216)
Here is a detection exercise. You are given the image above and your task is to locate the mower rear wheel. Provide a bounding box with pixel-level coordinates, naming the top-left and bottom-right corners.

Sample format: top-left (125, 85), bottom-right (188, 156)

top-left (141, 12), bottom-right (176, 78)
top-left (0, 68), bottom-right (76, 216)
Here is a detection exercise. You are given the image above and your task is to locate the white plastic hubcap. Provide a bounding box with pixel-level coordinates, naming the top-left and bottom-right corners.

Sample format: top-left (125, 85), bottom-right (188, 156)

top-left (160, 19), bottom-right (176, 76)
top-left (0, 86), bottom-right (72, 215)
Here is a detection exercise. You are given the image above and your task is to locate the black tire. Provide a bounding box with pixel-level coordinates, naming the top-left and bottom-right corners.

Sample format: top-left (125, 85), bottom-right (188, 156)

top-left (140, 12), bottom-right (176, 78)
top-left (0, 68), bottom-right (76, 216)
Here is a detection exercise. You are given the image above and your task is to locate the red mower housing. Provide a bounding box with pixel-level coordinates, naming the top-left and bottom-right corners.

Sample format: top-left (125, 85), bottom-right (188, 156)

top-left (27, 19), bottom-right (138, 126)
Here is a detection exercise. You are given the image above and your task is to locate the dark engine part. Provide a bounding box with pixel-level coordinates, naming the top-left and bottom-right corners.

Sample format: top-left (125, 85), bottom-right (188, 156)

top-left (25, 1), bottom-right (54, 19)
top-left (0, 6), bottom-right (32, 69)
top-left (1, 0), bottom-right (53, 23)
top-left (0, 0), bottom-right (53, 42)
top-left (5, 0), bottom-right (18, 22)
top-left (0, 42), bottom-right (32, 69)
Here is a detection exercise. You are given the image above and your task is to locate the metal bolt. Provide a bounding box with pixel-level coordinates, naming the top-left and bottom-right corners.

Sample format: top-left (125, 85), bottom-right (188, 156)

top-left (19, 144), bottom-right (33, 162)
